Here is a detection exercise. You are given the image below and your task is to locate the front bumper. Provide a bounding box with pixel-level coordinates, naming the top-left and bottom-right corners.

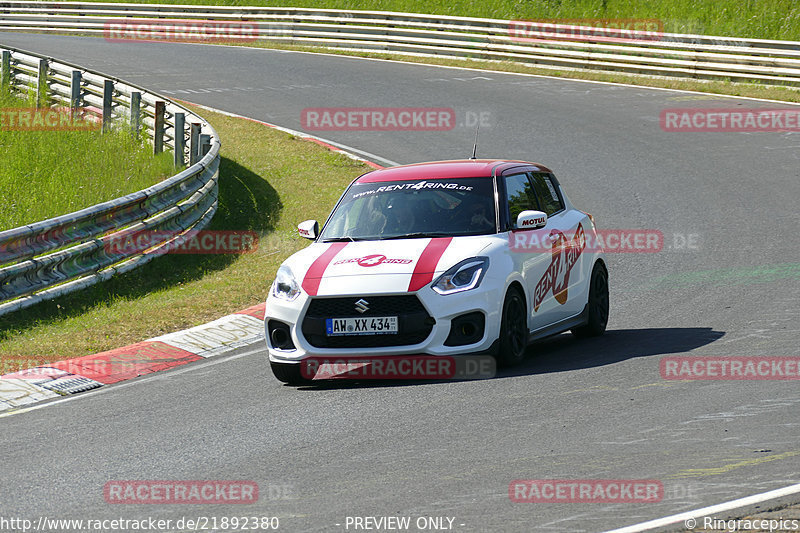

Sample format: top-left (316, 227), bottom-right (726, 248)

top-left (265, 283), bottom-right (503, 363)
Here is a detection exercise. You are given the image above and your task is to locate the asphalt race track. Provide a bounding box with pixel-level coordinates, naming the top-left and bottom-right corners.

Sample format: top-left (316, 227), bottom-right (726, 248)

top-left (1, 34), bottom-right (798, 532)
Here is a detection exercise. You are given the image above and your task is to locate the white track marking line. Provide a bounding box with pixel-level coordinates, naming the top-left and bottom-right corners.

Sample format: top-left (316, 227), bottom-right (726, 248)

top-left (601, 483), bottom-right (800, 532)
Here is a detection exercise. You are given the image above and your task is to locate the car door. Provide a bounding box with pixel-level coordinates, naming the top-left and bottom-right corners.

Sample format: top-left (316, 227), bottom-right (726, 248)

top-left (500, 170), bottom-right (558, 331)
top-left (528, 172), bottom-right (587, 322)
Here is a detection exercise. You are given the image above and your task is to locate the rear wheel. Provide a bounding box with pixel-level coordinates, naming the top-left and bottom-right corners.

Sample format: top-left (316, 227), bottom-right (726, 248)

top-left (571, 262), bottom-right (609, 338)
top-left (270, 362), bottom-right (310, 385)
top-left (496, 287), bottom-right (528, 367)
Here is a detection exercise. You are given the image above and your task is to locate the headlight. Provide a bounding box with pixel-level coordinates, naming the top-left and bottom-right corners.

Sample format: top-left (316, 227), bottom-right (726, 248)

top-left (432, 257), bottom-right (489, 295)
top-left (272, 265), bottom-right (300, 301)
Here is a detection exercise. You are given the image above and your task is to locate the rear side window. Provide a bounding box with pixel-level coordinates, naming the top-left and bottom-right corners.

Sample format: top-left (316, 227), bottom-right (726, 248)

top-left (531, 173), bottom-right (564, 216)
top-left (504, 173), bottom-right (539, 226)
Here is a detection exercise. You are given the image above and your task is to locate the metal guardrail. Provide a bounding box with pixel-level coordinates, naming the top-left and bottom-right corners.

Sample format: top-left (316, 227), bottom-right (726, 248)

top-left (1, 2), bottom-right (800, 85)
top-left (0, 45), bottom-right (220, 316)
top-left (0, 4), bottom-right (794, 316)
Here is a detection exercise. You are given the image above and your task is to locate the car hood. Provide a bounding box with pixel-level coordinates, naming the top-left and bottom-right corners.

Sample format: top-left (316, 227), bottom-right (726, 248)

top-left (284, 236), bottom-right (494, 296)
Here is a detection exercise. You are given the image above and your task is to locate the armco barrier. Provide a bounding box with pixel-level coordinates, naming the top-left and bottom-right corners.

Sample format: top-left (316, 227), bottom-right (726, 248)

top-left (1, 2), bottom-right (800, 85)
top-left (0, 45), bottom-right (220, 316)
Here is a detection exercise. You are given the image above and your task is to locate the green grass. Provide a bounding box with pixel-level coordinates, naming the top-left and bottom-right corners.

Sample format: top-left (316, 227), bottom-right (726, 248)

top-left (0, 105), bottom-right (371, 371)
top-left (0, 92), bottom-right (176, 230)
top-left (77, 0), bottom-right (800, 41)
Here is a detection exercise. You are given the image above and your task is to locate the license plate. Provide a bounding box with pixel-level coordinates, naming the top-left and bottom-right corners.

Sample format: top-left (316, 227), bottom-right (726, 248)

top-left (325, 316), bottom-right (398, 336)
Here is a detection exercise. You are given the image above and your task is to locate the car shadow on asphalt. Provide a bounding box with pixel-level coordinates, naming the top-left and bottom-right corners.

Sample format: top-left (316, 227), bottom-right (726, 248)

top-left (500, 326), bottom-right (726, 378)
top-left (291, 327), bottom-right (725, 390)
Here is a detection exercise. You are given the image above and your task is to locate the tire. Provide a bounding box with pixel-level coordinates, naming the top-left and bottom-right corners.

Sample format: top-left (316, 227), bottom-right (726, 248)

top-left (270, 361), bottom-right (310, 385)
top-left (495, 287), bottom-right (528, 367)
top-left (571, 262), bottom-right (609, 338)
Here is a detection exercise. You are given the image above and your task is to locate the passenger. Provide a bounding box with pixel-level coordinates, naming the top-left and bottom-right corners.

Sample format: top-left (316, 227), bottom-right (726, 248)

top-left (388, 199), bottom-right (416, 234)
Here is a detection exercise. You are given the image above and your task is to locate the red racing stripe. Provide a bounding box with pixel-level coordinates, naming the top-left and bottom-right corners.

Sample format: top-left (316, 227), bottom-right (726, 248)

top-left (408, 237), bottom-right (453, 292)
top-left (302, 242), bottom-right (349, 296)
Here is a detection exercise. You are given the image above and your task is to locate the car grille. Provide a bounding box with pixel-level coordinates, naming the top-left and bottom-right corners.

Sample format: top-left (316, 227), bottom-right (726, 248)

top-left (301, 295), bottom-right (434, 348)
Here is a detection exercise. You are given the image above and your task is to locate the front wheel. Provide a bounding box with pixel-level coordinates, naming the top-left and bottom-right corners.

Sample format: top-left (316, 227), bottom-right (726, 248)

top-left (495, 287), bottom-right (528, 367)
top-left (571, 262), bottom-right (609, 338)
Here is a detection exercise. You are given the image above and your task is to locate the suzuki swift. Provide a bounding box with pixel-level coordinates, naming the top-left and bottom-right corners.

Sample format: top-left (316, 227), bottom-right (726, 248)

top-left (265, 159), bottom-right (609, 384)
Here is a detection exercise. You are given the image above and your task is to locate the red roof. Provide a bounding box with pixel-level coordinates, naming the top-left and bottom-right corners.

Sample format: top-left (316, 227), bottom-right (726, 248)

top-left (356, 159), bottom-right (552, 183)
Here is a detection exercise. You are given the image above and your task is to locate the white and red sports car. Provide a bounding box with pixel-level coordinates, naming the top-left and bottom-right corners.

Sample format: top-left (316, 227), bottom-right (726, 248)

top-left (265, 159), bottom-right (608, 384)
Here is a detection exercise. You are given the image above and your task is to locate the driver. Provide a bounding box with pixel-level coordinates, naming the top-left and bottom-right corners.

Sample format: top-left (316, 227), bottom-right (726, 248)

top-left (470, 202), bottom-right (493, 229)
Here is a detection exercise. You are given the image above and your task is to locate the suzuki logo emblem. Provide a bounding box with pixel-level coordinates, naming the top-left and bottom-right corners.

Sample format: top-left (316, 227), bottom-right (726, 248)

top-left (354, 299), bottom-right (369, 314)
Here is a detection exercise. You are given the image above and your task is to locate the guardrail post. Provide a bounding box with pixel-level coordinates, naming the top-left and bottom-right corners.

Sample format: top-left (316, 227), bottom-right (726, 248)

top-left (0, 48), bottom-right (221, 317)
top-left (189, 122), bottom-right (201, 165)
top-left (199, 133), bottom-right (211, 157)
top-left (173, 112), bottom-right (185, 166)
top-left (1, 50), bottom-right (10, 94)
top-left (102, 79), bottom-right (113, 132)
top-left (70, 70), bottom-right (81, 110)
top-left (130, 91), bottom-right (141, 138)
top-left (154, 100), bottom-right (165, 154)
top-left (36, 58), bottom-right (48, 107)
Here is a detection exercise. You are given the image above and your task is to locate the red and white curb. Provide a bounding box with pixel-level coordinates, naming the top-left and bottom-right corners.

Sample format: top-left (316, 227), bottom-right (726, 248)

top-left (0, 303), bottom-right (266, 412)
top-left (0, 107), bottom-right (389, 413)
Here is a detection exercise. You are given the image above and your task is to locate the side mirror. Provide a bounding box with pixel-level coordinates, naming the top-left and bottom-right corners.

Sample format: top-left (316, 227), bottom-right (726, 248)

top-left (516, 210), bottom-right (547, 230)
top-left (297, 220), bottom-right (319, 240)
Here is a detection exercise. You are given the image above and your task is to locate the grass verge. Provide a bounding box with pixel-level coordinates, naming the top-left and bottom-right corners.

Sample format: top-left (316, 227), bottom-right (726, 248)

top-left (0, 105), bottom-right (371, 372)
top-left (0, 92), bottom-right (176, 230)
top-left (77, 0), bottom-right (800, 42)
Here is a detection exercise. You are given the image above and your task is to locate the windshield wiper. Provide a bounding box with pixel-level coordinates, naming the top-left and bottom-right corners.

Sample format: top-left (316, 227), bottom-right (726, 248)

top-left (379, 232), bottom-right (453, 240)
top-left (321, 236), bottom-right (357, 242)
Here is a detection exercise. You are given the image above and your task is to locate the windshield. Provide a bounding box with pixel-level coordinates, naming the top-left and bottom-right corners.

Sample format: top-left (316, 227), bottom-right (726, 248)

top-left (319, 177), bottom-right (496, 241)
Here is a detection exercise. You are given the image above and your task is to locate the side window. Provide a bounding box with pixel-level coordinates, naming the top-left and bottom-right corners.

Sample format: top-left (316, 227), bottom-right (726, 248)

top-left (530, 173), bottom-right (564, 216)
top-left (504, 173), bottom-right (539, 227)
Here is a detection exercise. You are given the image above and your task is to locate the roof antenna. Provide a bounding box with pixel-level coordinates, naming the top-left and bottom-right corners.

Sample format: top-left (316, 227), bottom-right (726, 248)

top-left (470, 123), bottom-right (480, 160)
